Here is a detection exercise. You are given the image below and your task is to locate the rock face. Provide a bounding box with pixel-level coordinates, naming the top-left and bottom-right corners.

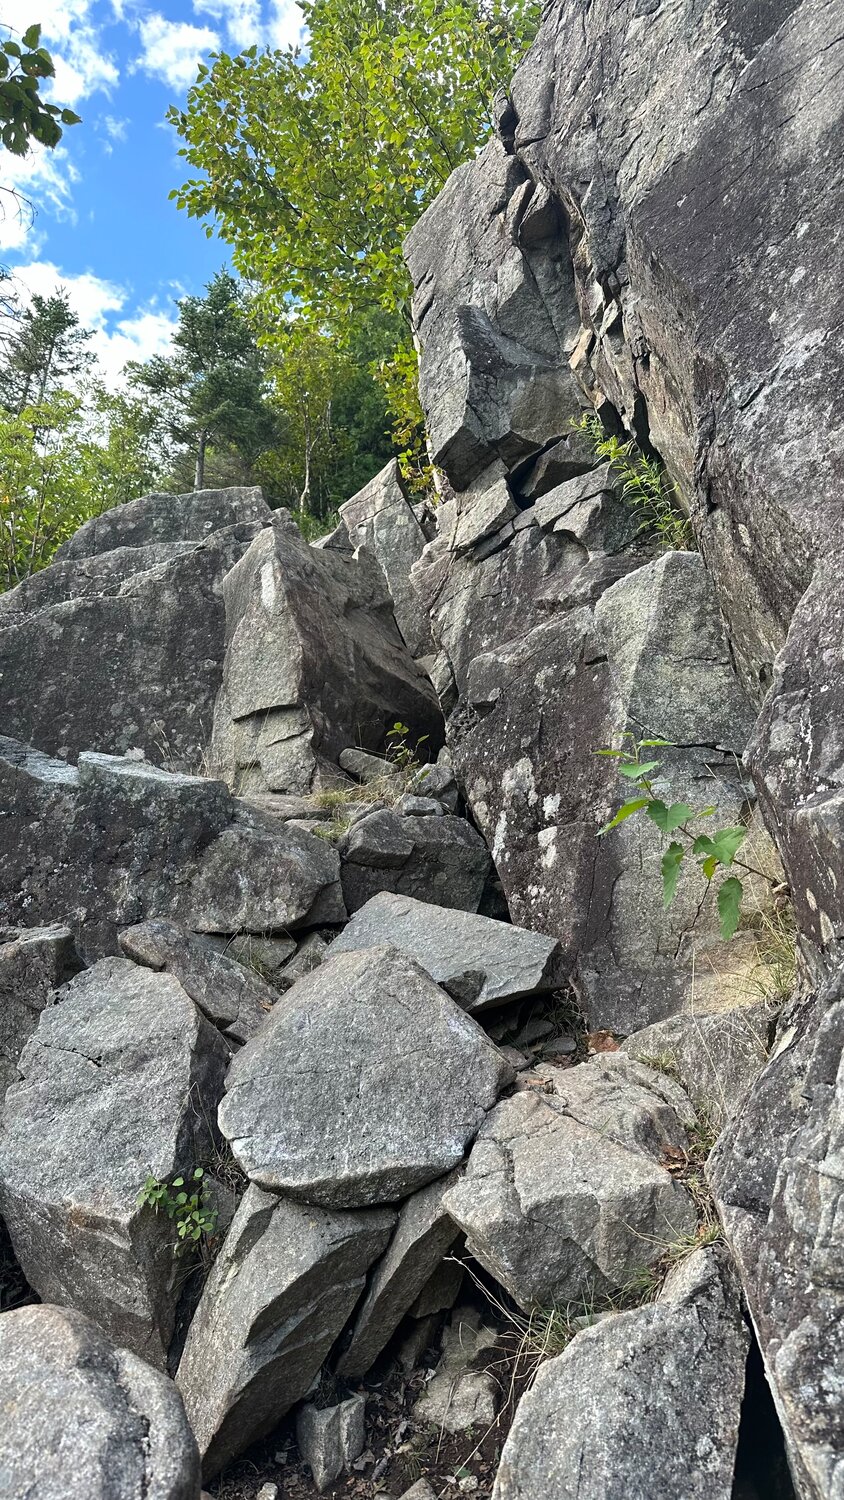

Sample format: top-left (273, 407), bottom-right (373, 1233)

top-left (623, 1004), bottom-right (773, 1129)
top-left (0, 957), bottom-right (229, 1368)
top-left (0, 923), bottom-right (79, 1098)
top-left (0, 1304), bottom-right (201, 1500)
top-left (218, 945), bottom-right (513, 1206)
top-left (340, 809), bottom-right (490, 915)
top-left (331, 892), bottom-right (561, 1012)
top-left (177, 1184), bottom-right (394, 1479)
top-left (443, 1068), bottom-right (695, 1309)
top-left (708, 968), bottom-right (844, 1499)
top-left (0, 487), bottom-right (270, 768)
top-left (493, 1248), bottom-right (748, 1500)
top-left (338, 460), bottom-right (434, 658)
top-left (0, 737), bottom-right (344, 960)
top-left (210, 512), bottom-right (442, 796)
top-left (118, 918), bottom-right (278, 1044)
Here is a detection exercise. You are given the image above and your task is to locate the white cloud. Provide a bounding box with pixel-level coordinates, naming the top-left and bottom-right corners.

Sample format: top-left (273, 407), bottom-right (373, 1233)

top-left (269, 0), bottom-right (305, 50)
top-left (135, 13), bottom-right (220, 90)
top-left (103, 115), bottom-right (129, 142)
top-left (194, 0), bottom-right (262, 49)
top-left (0, 146), bottom-right (79, 252)
top-left (6, 261), bottom-right (178, 386)
top-left (1, 1), bottom-right (119, 108)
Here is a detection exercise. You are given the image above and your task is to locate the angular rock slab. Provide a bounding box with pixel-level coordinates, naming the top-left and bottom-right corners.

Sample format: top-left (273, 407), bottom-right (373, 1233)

top-left (493, 1248), bottom-right (748, 1500)
top-left (0, 1304), bottom-right (200, 1500)
top-left (443, 1087), bottom-right (695, 1310)
top-left (0, 923), bottom-right (79, 1098)
top-left (336, 1170), bottom-right (461, 1378)
top-left (340, 809), bottom-right (490, 916)
top-left (219, 945), bottom-right (513, 1207)
top-left (296, 1395), bottom-right (366, 1493)
top-left (177, 1184), bottom-right (394, 1479)
top-left (708, 968), bottom-right (844, 1500)
top-left (330, 892), bottom-right (562, 1012)
top-left (56, 484), bottom-right (271, 559)
top-left (0, 957), bottom-right (229, 1367)
top-left (210, 512), bottom-right (442, 796)
top-left (118, 918), bottom-right (278, 1044)
top-left (338, 459), bottom-right (434, 658)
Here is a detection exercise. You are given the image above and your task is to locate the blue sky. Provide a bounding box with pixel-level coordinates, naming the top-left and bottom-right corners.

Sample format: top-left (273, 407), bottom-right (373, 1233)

top-left (0, 0), bottom-right (305, 381)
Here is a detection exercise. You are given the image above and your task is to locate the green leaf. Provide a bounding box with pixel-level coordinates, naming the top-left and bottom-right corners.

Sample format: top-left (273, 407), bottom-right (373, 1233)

top-left (598, 797), bottom-right (650, 835)
top-left (709, 827), bottom-right (746, 867)
top-left (22, 23), bottom-right (41, 48)
top-left (594, 748), bottom-right (627, 758)
top-left (59, 108), bottom-right (81, 125)
top-left (646, 800), bottom-right (692, 834)
top-left (717, 876), bottom-right (743, 940)
top-left (693, 835), bottom-right (716, 857)
top-left (618, 760), bottom-right (660, 779)
top-left (661, 841), bottom-right (685, 908)
top-left (701, 854), bottom-right (718, 880)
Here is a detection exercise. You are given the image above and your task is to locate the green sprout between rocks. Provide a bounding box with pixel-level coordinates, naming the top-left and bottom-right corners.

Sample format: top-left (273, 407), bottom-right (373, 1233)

top-left (137, 1167), bottom-right (218, 1258)
top-left (597, 732), bottom-right (776, 941)
top-left (573, 412), bottom-right (694, 551)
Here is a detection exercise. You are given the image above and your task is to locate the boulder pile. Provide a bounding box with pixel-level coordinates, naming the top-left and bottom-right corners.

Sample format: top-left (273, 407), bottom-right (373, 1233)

top-left (1, 2), bottom-right (842, 1497)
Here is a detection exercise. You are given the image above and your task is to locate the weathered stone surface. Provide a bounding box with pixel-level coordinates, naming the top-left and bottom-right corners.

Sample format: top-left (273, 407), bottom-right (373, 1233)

top-left (340, 810), bottom-right (490, 915)
top-left (0, 957), bottom-right (229, 1367)
top-left (404, 137), bottom-right (583, 490)
top-left (409, 1258), bottom-right (464, 1319)
top-left (57, 485), bottom-right (271, 559)
top-left (339, 747), bottom-right (399, 784)
top-left (339, 461), bottom-right (434, 657)
top-left (0, 1304), bottom-right (200, 1500)
top-left (623, 1004), bottom-right (773, 1129)
top-left (443, 1084), bottom-right (695, 1310)
top-left (410, 761), bottom-right (459, 812)
top-left (331, 892), bottom-right (561, 1012)
top-left (118, 918), bottom-right (278, 1043)
top-left (0, 518), bottom-right (266, 769)
top-left (0, 738), bottom-right (343, 961)
top-left (219, 945), bottom-right (513, 1207)
top-left (528, 1052), bottom-right (697, 1158)
top-left (210, 513), bottom-right (441, 796)
top-left (0, 923), bottom-right (79, 1098)
top-left (493, 1248), bottom-right (747, 1500)
top-left (708, 968), bottom-right (844, 1499)
top-left (296, 1395), bottom-right (366, 1493)
top-left (336, 1171), bottom-right (461, 1378)
top-left (177, 1184), bottom-right (393, 1479)
top-left (412, 1306), bottom-right (500, 1434)
top-left (0, 541), bottom-right (197, 616)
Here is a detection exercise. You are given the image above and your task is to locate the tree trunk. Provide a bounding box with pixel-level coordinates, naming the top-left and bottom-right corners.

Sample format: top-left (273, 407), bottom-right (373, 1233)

top-left (194, 429), bottom-right (208, 490)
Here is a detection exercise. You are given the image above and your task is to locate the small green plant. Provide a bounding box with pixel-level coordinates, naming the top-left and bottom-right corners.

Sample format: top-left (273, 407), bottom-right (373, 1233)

top-left (386, 720), bottom-right (429, 774)
top-left (597, 732), bottom-right (777, 941)
top-left (137, 1167), bottom-right (218, 1258)
top-left (573, 412), bottom-right (694, 551)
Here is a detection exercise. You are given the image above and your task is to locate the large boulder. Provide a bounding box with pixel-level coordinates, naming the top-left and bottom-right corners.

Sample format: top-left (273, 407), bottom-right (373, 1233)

top-left (0, 923), bottom-right (79, 1099)
top-left (339, 809), bottom-right (491, 916)
top-left (210, 513), bottom-right (442, 796)
top-left (0, 737), bottom-right (344, 961)
top-left (0, 487), bottom-right (270, 769)
top-left (176, 1184), bottom-right (394, 1479)
top-left (0, 1304), bottom-right (200, 1500)
top-left (118, 918), bottom-right (279, 1044)
top-left (218, 945), bottom-right (513, 1207)
top-left (708, 967), bottom-right (844, 1499)
top-left (330, 891), bottom-right (562, 1012)
top-left (0, 957), bottom-right (230, 1368)
top-left (492, 1248), bottom-right (748, 1500)
top-left (338, 460), bottom-right (434, 657)
top-left (443, 1070), bottom-right (696, 1309)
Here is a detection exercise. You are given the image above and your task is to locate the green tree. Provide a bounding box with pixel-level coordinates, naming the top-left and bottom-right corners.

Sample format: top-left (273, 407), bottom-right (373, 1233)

top-left (0, 289), bottom-right (95, 414)
top-left (0, 21), bottom-right (80, 157)
top-left (129, 270), bottom-right (279, 490)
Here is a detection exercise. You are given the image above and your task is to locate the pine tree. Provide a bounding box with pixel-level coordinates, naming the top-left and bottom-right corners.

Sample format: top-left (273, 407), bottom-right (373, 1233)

top-left (0, 290), bottom-right (94, 415)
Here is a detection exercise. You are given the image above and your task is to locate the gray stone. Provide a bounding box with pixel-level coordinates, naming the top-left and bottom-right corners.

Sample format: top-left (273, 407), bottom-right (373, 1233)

top-left (396, 793), bottom-right (444, 817)
top-left (339, 460), bottom-right (434, 657)
top-left (339, 747), bottom-right (399, 784)
top-left (408, 1258), bottom-right (464, 1319)
top-left (518, 431), bottom-right (599, 502)
top-left (623, 1004), bottom-right (773, 1129)
top-left (340, 810), bottom-right (490, 915)
top-left (0, 1304), bottom-right (200, 1500)
top-left (443, 1086), bottom-right (695, 1310)
top-left (0, 923), bottom-right (79, 1098)
top-left (336, 1172), bottom-right (461, 1378)
top-left (0, 519), bottom-right (266, 770)
top-left (330, 892), bottom-right (562, 1012)
top-left (210, 513), bottom-right (441, 796)
top-left (0, 540), bottom-right (197, 616)
top-left (56, 485), bottom-right (271, 559)
top-left (452, 466), bottom-right (518, 555)
top-left (0, 957), bottom-right (229, 1368)
top-left (708, 967), bottom-right (844, 1499)
top-left (413, 1306), bottom-right (500, 1434)
top-left (410, 762), bottom-right (459, 812)
top-left (296, 1395), bottom-right (366, 1492)
top-left (277, 931), bottom-right (332, 989)
top-left (218, 945), bottom-right (513, 1207)
top-left (118, 918), bottom-right (278, 1044)
top-left (531, 1052), bottom-right (697, 1157)
top-left (492, 1248), bottom-right (747, 1500)
top-left (208, 931), bottom-right (297, 981)
top-left (176, 1184), bottom-right (393, 1479)
top-left (400, 1484), bottom-right (437, 1500)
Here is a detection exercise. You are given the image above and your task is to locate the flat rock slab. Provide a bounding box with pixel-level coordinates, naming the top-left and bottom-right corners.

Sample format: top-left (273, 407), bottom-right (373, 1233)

top-left (0, 1304), bottom-right (200, 1500)
top-left (0, 957), bottom-right (229, 1367)
top-left (219, 945), bottom-right (513, 1207)
top-left (119, 918), bottom-right (278, 1044)
top-left (177, 1184), bottom-right (393, 1479)
top-left (340, 810), bottom-right (491, 915)
top-left (337, 1170), bottom-right (461, 1378)
top-left (493, 1248), bottom-right (747, 1500)
top-left (444, 1087), bottom-right (695, 1310)
top-left (330, 892), bottom-right (562, 1012)
top-left (0, 923), bottom-right (79, 1099)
